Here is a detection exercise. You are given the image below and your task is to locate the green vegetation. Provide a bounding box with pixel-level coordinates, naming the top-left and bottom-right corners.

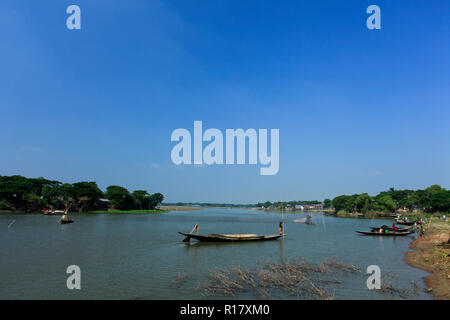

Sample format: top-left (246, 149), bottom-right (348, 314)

top-left (331, 185), bottom-right (450, 215)
top-left (0, 175), bottom-right (164, 213)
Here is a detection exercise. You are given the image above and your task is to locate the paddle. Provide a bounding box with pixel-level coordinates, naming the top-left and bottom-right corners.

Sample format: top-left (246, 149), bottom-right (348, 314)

top-left (183, 224), bottom-right (198, 242)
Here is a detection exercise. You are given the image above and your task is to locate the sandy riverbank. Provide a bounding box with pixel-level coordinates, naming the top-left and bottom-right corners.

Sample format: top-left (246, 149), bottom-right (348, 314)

top-left (404, 220), bottom-right (450, 300)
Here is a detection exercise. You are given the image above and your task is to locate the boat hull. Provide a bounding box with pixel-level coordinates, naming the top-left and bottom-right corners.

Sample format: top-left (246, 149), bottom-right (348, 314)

top-left (356, 230), bottom-right (414, 236)
top-left (179, 232), bottom-right (281, 242)
top-left (370, 226), bottom-right (411, 232)
top-left (395, 220), bottom-right (415, 226)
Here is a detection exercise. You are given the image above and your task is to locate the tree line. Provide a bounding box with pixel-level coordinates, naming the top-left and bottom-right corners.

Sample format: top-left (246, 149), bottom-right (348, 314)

top-left (331, 185), bottom-right (450, 214)
top-left (0, 175), bottom-right (164, 213)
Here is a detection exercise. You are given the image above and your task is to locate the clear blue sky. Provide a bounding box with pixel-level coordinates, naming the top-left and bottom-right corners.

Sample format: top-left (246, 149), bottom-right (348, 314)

top-left (0, 1), bottom-right (449, 203)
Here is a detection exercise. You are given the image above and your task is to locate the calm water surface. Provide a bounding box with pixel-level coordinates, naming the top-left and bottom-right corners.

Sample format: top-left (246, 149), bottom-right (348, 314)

top-left (0, 209), bottom-right (431, 299)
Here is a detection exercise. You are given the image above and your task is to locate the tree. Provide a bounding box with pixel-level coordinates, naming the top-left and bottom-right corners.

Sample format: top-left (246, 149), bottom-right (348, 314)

top-left (323, 199), bottom-right (331, 208)
top-left (105, 185), bottom-right (134, 210)
top-left (331, 195), bottom-right (352, 212)
top-left (149, 193), bottom-right (164, 209)
top-left (42, 183), bottom-right (76, 213)
top-left (415, 190), bottom-right (432, 211)
top-left (132, 190), bottom-right (149, 210)
top-left (355, 193), bottom-right (371, 213)
top-left (374, 195), bottom-right (397, 213)
top-left (72, 182), bottom-right (103, 212)
top-left (430, 189), bottom-right (450, 213)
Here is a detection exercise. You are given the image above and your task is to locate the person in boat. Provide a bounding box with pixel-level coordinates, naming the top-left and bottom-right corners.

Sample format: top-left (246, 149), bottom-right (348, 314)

top-left (61, 213), bottom-right (70, 222)
top-left (378, 228), bottom-right (383, 234)
top-left (279, 221), bottom-right (283, 235)
top-left (392, 224), bottom-right (396, 233)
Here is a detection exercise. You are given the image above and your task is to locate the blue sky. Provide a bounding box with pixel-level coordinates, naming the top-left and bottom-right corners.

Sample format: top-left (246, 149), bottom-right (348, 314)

top-left (0, 0), bottom-right (449, 203)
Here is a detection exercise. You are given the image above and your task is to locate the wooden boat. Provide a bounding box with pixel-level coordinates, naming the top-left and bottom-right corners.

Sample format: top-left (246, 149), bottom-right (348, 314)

top-left (370, 225), bottom-right (411, 232)
top-left (60, 213), bottom-right (74, 224)
top-left (356, 230), bottom-right (414, 236)
top-left (395, 219), bottom-right (415, 226)
top-left (179, 232), bottom-right (281, 242)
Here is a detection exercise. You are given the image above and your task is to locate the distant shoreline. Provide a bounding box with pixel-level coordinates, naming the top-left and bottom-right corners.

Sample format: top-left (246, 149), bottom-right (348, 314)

top-left (159, 206), bottom-right (203, 211)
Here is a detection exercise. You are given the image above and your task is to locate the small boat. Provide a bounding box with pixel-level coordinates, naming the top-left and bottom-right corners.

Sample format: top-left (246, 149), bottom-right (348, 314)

top-left (370, 225), bottom-right (411, 232)
top-left (179, 232), bottom-right (282, 242)
top-left (60, 213), bottom-right (74, 224)
top-left (395, 219), bottom-right (415, 226)
top-left (356, 230), bottom-right (414, 236)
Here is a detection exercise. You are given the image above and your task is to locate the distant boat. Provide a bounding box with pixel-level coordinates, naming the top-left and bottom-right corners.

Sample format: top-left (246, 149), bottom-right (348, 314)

top-left (356, 230), bottom-right (414, 236)
top-left (178, 232), bottom-right (281, 242)
top-left (60, 213), bottom-right (74, 224)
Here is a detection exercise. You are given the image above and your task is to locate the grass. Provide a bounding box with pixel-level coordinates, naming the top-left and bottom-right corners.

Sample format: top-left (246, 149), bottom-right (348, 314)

top-left (336, 210), bottom-right (360, 218)
top-left (89, 209), bottom-right (168, 214)
top-left (420, 217), bottom-right (450, 233)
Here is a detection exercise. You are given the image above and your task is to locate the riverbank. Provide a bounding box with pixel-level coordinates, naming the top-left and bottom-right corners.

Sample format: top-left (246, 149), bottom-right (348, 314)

top-left (404, 219), bottom-right (450, 300)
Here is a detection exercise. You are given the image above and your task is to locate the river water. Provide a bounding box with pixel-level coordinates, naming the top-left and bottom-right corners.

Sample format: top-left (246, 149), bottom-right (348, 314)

top-left (0, 208), bottom-right (431, 299)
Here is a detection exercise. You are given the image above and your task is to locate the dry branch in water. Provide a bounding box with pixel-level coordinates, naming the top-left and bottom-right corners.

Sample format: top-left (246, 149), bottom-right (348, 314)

top-left (170, 273), bottom-right (188, 288)
top-left (378, 274), bottom-right (417, 299)
top-left (198, 259), bottom-right (361, 300)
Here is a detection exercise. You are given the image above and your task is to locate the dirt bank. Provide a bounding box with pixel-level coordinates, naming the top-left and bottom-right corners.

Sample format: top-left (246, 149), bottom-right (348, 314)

top-left (404, 224), bottom-right (450, 300)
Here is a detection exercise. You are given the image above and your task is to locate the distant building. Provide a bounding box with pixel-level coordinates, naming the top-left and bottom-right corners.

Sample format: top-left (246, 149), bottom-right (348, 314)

top-left (97, 198), bottom-right (110, 210)
top-left (303, 204), bottom-right (323, 210)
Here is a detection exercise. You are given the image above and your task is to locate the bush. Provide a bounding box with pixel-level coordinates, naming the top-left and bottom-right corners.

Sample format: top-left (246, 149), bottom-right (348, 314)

top-left (0, 200), bottom-right (15, 211)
